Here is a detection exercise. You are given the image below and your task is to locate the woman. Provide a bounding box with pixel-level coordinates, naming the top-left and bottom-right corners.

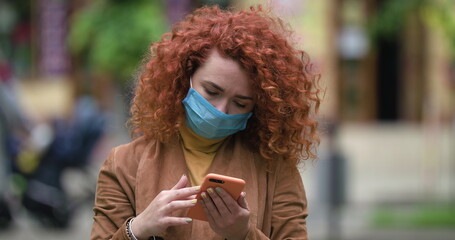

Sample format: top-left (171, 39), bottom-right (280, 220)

top-left (91, 5), bottom-right (320, 240)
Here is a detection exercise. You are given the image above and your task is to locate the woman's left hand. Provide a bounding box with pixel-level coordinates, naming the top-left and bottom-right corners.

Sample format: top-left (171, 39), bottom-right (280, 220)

top-left (201, 188), bottom-right (250, 240)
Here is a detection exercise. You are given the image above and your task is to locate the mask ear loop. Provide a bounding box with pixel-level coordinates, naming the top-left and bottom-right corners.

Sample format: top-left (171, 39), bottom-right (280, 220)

top-left (189, 77), bottom-right (193, 88)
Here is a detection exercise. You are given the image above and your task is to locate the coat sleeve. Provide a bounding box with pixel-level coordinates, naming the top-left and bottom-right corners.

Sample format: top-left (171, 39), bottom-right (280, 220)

top-left (246, 162), bottom-right (309, 240)
top-left (90, 148), bottom-right (137, 240)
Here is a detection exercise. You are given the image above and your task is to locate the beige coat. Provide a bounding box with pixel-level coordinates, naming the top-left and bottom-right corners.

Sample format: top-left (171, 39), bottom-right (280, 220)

top-left (90, 134), bottom-right (309, 240)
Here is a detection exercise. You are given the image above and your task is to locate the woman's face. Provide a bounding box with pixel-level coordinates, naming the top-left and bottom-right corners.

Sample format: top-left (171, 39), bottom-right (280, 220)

top-left (191, 49), bottom-right (255, 115)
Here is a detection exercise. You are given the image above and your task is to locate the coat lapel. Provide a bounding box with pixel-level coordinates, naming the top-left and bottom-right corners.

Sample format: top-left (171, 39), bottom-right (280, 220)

top-left (205, 135), bottom-right (266, 232)
top-left (135, 137), bottom-right (192, 238)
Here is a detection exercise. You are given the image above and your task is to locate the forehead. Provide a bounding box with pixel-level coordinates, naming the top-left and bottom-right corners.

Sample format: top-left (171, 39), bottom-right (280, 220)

top-left (193, 49), bottom-right (253, 95)
top-left (198, 49), bottom-right (244, 76)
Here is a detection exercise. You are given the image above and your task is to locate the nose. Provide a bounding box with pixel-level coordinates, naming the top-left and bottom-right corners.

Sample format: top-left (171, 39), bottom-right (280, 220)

top-left (213, 100), bottom-right (229, 114)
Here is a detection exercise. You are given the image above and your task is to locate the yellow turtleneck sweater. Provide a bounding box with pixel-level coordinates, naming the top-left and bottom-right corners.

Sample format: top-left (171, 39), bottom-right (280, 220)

top-left (179, 124), bottom-right (227, 186)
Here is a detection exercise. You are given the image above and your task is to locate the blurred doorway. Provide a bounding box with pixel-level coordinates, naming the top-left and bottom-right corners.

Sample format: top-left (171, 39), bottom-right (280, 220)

top-left (337, 0), bottom-right (430, 123)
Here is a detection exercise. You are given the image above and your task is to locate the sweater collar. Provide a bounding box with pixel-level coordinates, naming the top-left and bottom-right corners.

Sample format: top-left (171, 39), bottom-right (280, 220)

top-left (178, 123), bottom-right (227, 154)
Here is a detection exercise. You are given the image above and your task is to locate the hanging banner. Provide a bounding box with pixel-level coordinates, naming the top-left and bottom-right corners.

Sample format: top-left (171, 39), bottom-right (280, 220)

top-left (39, 0), bottom-right (69, 77)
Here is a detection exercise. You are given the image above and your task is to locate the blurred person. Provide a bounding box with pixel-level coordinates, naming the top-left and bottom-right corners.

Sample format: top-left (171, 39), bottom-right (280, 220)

top-left (18, 95), bottom-right (106, 228)
top-left (0, 81), bottom-right (106, 230)
top-left (0, 63), bottom-right (30, 229)
top-left (91, 5), bottom-right (321, 240)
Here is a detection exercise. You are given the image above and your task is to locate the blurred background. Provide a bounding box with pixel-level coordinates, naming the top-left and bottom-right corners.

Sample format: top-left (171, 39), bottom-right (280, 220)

top-left (0, 0), bottom-right (454, 239)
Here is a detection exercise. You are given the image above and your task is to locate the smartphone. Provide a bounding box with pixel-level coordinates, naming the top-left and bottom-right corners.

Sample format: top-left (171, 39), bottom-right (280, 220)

top-left (187, 173), bottom-right (246, 221)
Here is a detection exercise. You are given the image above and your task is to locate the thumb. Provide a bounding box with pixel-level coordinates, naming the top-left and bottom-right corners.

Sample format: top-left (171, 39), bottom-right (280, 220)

top-left (237, 192), bottom-right (249, 210)
top-left (171, 174), bottom-right (189, 190)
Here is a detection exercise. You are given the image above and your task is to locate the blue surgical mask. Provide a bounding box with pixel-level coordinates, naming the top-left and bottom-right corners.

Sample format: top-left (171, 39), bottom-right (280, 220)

top-left (182, 87), bottom-right (253, 139)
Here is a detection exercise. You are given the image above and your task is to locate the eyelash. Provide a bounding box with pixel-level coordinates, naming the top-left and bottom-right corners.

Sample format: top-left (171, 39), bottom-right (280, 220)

top-left (205, 89), bottom-right (218, 96)
top-left (204, 88), bottom-right (247, 108)
top-left (235, 102), bottom-right (246, 108)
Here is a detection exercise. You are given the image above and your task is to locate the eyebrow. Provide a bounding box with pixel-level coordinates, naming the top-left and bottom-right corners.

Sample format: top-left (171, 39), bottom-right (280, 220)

top-left (203, 80), bottom-right (254, 101)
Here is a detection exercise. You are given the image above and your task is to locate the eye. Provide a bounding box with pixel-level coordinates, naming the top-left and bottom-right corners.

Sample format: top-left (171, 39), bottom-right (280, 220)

top-left (234, 101), bottom-right (247, 108)
top-left (204, 88), bottom-right (218, 96)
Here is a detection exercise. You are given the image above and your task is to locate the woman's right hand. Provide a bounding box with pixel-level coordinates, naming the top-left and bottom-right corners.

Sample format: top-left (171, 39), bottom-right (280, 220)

top-left (131, 174), bottom-right (199, 239)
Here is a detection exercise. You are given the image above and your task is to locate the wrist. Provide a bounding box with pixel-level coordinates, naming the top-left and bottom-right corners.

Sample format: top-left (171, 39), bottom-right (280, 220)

top-left (127, 218), bottom-right (139, 240)
top-left (130, 217), bottom-right (147, 240)
top-left (238, 224), bottom-right (251, 240)
top-left (227, 224), bottom-right (250, 240)
top-left (130, 217), bottom-right (163, 240)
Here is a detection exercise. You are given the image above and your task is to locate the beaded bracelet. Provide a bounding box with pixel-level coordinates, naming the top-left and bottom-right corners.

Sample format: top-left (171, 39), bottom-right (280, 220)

top-left (127, 218), bottom-right (160, 240)
top-left (126, 218), bottom-right (139, 240)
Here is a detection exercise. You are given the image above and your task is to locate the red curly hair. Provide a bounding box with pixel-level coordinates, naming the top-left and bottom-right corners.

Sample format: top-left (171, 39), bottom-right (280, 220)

top-left (129, 5), bottom-right (321, 166)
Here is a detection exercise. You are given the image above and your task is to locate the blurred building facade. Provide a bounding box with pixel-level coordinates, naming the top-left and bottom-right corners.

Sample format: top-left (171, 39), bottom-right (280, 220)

top-left (240, 0), bottom-right (455, 204)
top-left (0, 0), bottom-right (454, 239)
top-left (1, 0), bottom-right (454, 213)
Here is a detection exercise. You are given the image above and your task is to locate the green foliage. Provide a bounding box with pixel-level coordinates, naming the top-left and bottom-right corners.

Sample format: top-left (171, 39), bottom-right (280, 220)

top-left (68, 0), bottom-right (167, 83)
top-left (369, 0), bottom-right (423, 40)
top-left (372, 203), bottom-right (455, 228)
top-left (423, 0), bottom-right (455, 57)
top-left (369, 0), bottom-right (455, 57)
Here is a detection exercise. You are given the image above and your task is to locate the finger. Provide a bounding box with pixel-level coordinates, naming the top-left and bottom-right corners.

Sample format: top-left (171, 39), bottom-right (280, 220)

top-left (200, 192), bottom-right (221, 218)
top-left (214, 187), bottom-right (242, 214)
top-left (171, 174), bottom-right (189, 190)
top-left (167, 186), bottom-right (200, 201)
top-left (214, 187), bottom-right (238, 205)
top-left (200, 195), bottom-right (217, 223)
top-left (207, 188), bottom-right (230, 215)
top-left (162, 216), bottom-right (194, 227)
top-left (164, 199), bottom-right (198, 213)
top-left (237, 192), bottom-right (249, 210)
top-left (185, 194), bottom-right (197, 200)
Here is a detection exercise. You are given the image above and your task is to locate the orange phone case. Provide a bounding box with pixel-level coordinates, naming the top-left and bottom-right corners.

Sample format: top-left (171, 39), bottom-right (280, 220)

top-left (187, 173), bottom-right (245, 221)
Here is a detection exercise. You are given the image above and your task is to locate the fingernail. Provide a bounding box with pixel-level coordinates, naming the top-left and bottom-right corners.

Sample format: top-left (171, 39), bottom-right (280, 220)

top-left (185, 218), bottom-right (193, 223)
top-left (194, 186), bottom-right (200, 192)
top-left (201, 192), bottom-right (207, 199)
top-left (215, 187), bottom-right (222, 193)
top-left (191, 199), bottom-right (197, 204)
top-left (207, 188), bottom-right (214, 194)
